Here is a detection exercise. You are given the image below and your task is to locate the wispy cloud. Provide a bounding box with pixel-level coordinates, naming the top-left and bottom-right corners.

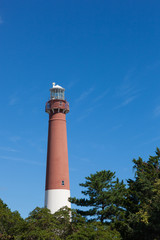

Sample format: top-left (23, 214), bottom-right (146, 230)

top-left (93, 89), bottom-right (109, 103)
top-left (8, 92), bottom-right (19, 106)
top-left (0, 155), bottom-right (44, 166)
top-left (76, 87), bottom-right (108, 121)
top-left (0, 187), bottom-right (7, 191)
top-left (76, 87), bottom-right (94, 103)
top-left (69, 167), bottom-right (78, 172)
top-left (66, 79), bottom-right (79, 90)
top-left (115, 95), bottom-right (137, 109)
top-left (115, 71), bottom-right (140, 109)
top-left (26, 139), bottom-right (45, 153)
top-left (76, 111), bottom-right (91, 122)
top-left (8, 91), bottom-right (20, 106)
top-left (146, 61), bottom-right (160, 71)
top-left (141, 136), bottom-right (160, 146)
top-left (90, 142), bottom-right (106, 151)
top-left (0, 147), bottom-right (19, 152)
top-left (154, 105), bottom-right (160, 117)
top-left (77, 103), bottom-right (101, 122)
top-left (77, 106), bottom-right (93, 121)
top-left (110, 124), bottom-right (122, 132)
top-left (9, 136), bottom-right (21, 143)
top-left (0, 16), bottom-right (3, 24)
top-left (9, 97), bottom-right (18, 106)
top-left (71, 154), bottom-right (91, 163)
top-left (118, 84), bottom-right (136, 97)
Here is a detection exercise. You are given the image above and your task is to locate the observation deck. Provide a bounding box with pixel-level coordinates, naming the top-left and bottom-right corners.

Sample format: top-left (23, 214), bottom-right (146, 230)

top-left (45, 99), bottom-right (69, 114)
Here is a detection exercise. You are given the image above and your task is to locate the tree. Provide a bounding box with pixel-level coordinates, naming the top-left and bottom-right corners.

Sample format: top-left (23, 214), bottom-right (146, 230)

top-left (22, 207), bottom-right (58, 240)
top-left (22, 206), bottom-right (121, 240)
top-left (68, 209), bottom-right (122, 240)
top-left (120, 148), bottom-right (160, 240)
top-left (67, 221), bottom-right (121, 240)
top-left (22, 206), bottom-right (73, 240)
top-left (70, 170), bottom-right (126, 224)
top-left (0, 199), bottom-right (24, 239)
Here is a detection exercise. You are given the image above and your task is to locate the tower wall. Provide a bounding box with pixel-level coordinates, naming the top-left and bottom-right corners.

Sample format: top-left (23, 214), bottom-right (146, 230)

top-left (45, 105), bottom-right (70, 213)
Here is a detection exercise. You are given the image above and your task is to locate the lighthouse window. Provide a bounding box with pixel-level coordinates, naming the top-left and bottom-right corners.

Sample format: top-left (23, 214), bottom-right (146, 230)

top-left (50, 88), bottom-right (65, 100)
top-left (62, 180), bottom-right (64, 185)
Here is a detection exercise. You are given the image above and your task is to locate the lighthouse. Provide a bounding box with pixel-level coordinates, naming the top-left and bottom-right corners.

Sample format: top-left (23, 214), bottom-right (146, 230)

top-left (45, 83), bottom-right (71, 214)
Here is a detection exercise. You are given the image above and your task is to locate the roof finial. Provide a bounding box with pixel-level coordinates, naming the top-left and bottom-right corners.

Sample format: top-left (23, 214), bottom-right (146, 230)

top-left (52, 82), bottom-right (55, 88)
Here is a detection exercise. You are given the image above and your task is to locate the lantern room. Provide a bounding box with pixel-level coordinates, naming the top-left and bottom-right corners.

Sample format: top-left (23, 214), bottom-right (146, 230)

top-left (50, 82), bottom-right (65, 100)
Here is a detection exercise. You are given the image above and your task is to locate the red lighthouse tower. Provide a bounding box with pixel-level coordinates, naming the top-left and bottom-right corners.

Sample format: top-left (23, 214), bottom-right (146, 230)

top-left (45, 83), bottom-right (71, 213)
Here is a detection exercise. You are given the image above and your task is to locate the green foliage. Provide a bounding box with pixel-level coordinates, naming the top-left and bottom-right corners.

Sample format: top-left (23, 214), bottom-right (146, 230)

top-left (67, 209), bottom-right (121, 240)
top-left (70, 170), bottom-right (126, 223)
top-left (121, 148), bottom-right (160, 240)
top-left (0, 199), bottom-right (24, 239)
top-left (0, 200), bottom-right (121, 240)
top-left (67, 221), bottom-right (121, 240)
top-left (22, 206), bottom-right (73, 240)
top-left (22, 207), bottom-right (59, 239)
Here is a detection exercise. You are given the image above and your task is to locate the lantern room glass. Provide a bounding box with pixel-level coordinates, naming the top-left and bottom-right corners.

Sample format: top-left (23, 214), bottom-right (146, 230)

top-left (50, 88), bottom-right (65, 100)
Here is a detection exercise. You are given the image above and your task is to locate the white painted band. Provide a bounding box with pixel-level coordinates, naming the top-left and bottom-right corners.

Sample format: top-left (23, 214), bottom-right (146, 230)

top-left (45, 189), bottom-right (71, 214)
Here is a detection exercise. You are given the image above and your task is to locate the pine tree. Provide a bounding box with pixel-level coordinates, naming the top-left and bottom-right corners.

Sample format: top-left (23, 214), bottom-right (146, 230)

top-left (70, 170), bottom-right (126, 223)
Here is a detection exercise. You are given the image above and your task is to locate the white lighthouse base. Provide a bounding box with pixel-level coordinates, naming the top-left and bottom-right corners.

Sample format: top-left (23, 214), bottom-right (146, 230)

top-left (45, 189), bottom-right (71, 214)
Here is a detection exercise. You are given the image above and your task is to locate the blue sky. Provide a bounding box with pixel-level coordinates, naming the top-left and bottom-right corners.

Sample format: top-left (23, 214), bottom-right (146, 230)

top-left (0, 0), bottom-right (160, 218)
